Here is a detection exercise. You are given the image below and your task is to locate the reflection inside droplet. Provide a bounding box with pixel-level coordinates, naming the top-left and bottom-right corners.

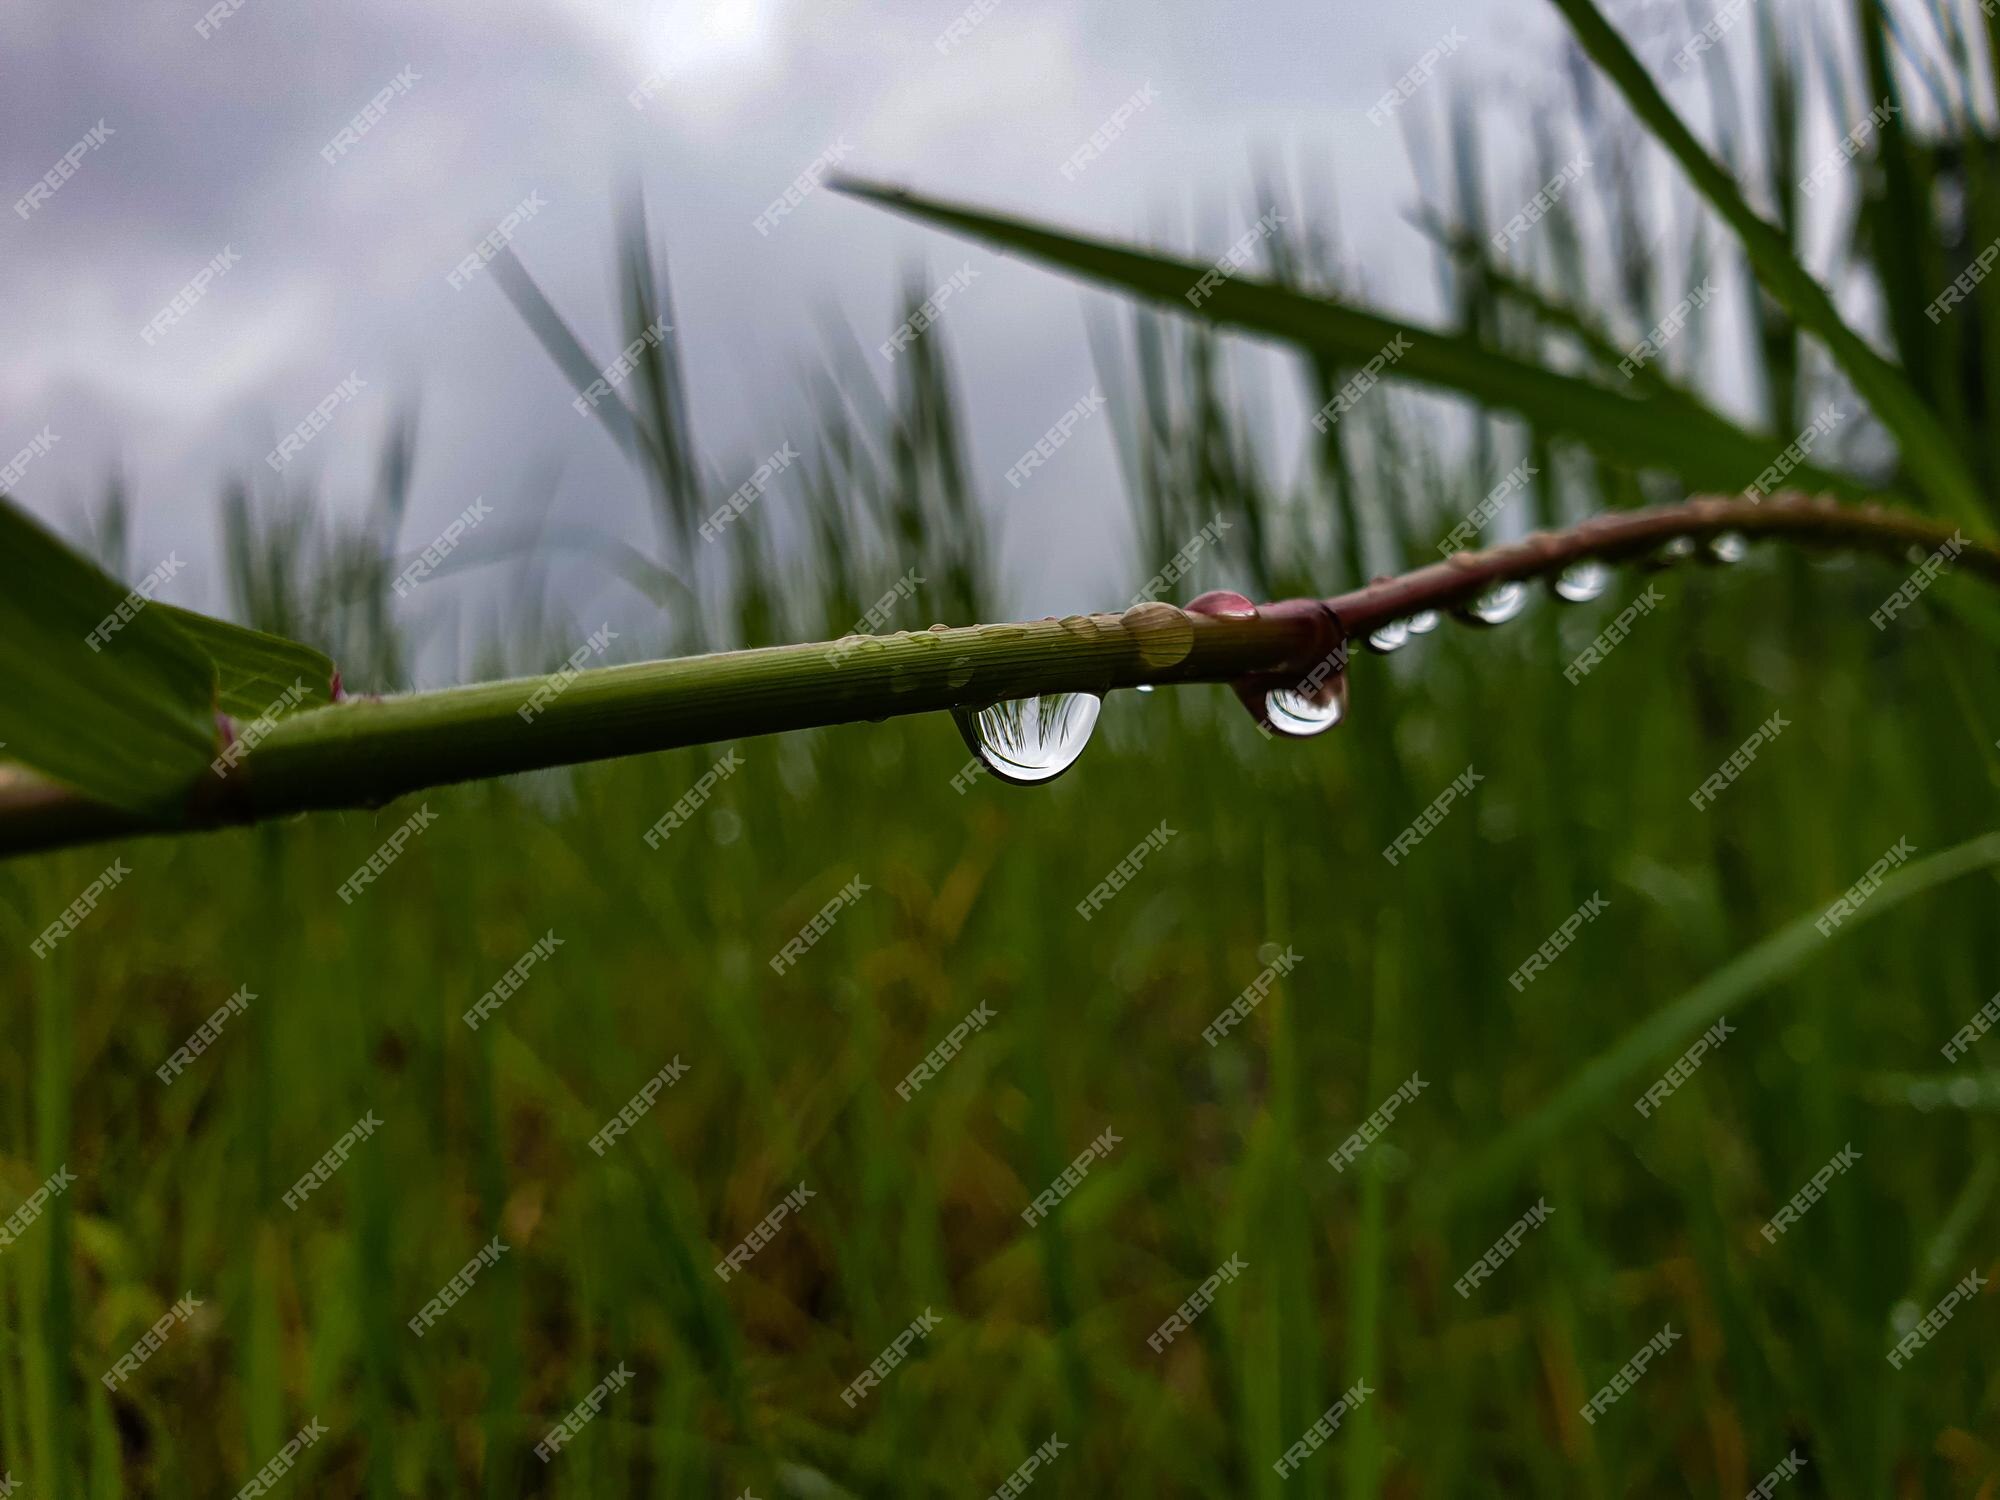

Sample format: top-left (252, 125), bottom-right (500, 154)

top-left (950, 692), bottom-right (1103, 785)
top-left (1552, 561), bottom-right (1609, 603)
top-left (1406, 610), bottom-right (1440, 635)
top-left (1648, 536), bottom-right (1697, 568)
top-left (1366, 619), bottom-right (1409, 654)
top-left (1459, 580), bottom-right (1527, 626)
top-left (1705, 531), bottom-right (1748, 564)
top-left (1264, 677), bottom-right (1346, 737)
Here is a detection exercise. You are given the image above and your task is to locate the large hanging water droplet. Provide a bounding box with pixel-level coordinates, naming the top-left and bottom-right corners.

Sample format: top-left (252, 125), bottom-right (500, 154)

top-left (1551, 561), bottom-right (1609, 604)
top-left (1264, 676), bottom-right (1347, 737)
top-left (1366, 619), bottom-right (1409, 654)
top-left (1407, 609), bottom-right (1440, 636)
top-left (1704, 531), bottom-right (1748, 565)
top-left (951, 693), bottom-right (1102, 785)
top-left (1458, 580), bottom-right (1527, 627)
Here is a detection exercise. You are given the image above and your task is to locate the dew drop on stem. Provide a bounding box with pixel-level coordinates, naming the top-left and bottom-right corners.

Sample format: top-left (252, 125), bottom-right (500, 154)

top-left (1366, 619), bottom-right (1409, 654)
top-left (1703, 531), bottom-right (1747, 565)
top-left (1456, 580), bottom-right (1527, 626)
top-left (1551, 561), bottom-right (1609, 603)
top-left (1263, 675), bottom-right (1347, 737)
top-left (1182, 589), bottom-right (1349, 741)
top-left (1645, 535), bottom-right (1697, 569)
top-left (951, 693), bottom-right (1103, 785)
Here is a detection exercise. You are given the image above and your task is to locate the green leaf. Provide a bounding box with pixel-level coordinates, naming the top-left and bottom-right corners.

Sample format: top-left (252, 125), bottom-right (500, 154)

top-left (1422, 830), bottom-right (2000, 1212)
top-left (1852, 0), bottom-right (1939, 409)
top-left (833, 179), bottom-right (1872, 502)
top-left (1545, 0), bottom-right (1990, 531)
top-left (1407, 209), bottom-right (1707, 406)
top-left (0, 495), bottom-right (218, 815)
top-left (488, 246), bottom-right (653, 467)
top-left (157, 606), bottom-right (339, 721)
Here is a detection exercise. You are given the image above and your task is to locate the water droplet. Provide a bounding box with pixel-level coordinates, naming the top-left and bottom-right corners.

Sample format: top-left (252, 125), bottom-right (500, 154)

top-left (1551, 561), bottom-right (1609, 604)
top-left (1457, 580), bottom-right (1526, 626)
top-left (1366, 619), bottom-right (1409, 654)
top-left (1264, 677), bottom-right (1347, 737)
top-left (951, 693), bottom-right (1103, 785)
top-left (1184, 589), bottom-right (1257, 619)
top-left (1134, 683), bottom-right (1155, 694)
top-left (1121, 601), bottom-right (1195, 670)
top-left (946, 655), bottom-right (974, 690)
top-left (1406, 610), bottom-right (1440, 635)
top-left (1646, 536), bottom-right (1697, 569)
top-left (1705, 531), bottom-right (1748, 565)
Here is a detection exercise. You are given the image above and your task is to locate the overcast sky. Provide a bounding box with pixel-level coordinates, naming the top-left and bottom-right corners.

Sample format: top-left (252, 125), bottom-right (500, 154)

top-left (3, 0), bottom-right (1585, 656)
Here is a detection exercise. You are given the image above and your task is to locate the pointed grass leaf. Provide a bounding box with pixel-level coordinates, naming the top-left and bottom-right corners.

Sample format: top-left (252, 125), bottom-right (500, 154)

top-left (487, 245), bottom-right (653, 467)
top-left (832, 179), bottom-right (1872, 503)
top-left (157, 606), bottom-right (339, 720)
top-left (0, 495), bottom-right (218, 814)
top-left (1425, 830), bottom-right (2000, 1212)
top-left (1545, 0), bottom-right (1989, 530)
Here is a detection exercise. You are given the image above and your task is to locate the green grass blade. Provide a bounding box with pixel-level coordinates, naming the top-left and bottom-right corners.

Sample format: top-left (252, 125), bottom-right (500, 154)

top-left (1545, 0), bottom-right (1989, 530)
top-left (832, 179), bottom-right (1871, 502)
top-left (488, 246), bottom-right (656, 469)
top-left (0, 495), bottom-right (217, 814)
top-left (1407, 210), bottom-right (1704, 406)
top-left (1853, 0), bottom-right (1938, 404)
top-left (1427, 829), bottom-right (2000, 1209)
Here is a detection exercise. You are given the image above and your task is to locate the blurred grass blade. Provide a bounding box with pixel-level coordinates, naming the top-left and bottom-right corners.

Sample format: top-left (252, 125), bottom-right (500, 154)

top-left (1853, 0), bottom-right (1937, 408)
top-left (833, 178), bottom-right (1871, 501)
top-left (617, 193), bottom-right (705, 556)
top-left (488, 245), bottom-right (654, 467)
top-left (1427, 830), bottom-right (2000, 1210)
top-left (1546, 0), bottom-right (1988, 530)
top-left (158, 606), bottom-right (339, 720)
top-left (1407, 209), bottom-right (1705, 405)
top-left (0, 495), bottom-right (217, 814)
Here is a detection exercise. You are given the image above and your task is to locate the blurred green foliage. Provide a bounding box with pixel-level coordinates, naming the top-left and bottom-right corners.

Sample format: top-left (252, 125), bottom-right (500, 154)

top-left (7, 2), bottom-right (2000, 1493)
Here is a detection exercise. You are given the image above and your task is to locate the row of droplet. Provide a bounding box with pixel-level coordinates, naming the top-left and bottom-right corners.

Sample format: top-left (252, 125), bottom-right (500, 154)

top-left (952, 533), bottom-right (1748, 779)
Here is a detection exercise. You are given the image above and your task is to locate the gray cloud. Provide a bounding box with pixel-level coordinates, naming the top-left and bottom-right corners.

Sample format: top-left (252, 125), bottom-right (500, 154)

top-left (2, 0), bottom-right (1561, 644)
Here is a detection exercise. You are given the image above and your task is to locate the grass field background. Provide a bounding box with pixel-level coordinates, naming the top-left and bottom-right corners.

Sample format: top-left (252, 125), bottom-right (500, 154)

top-left (8, 1), bottom-right (2000, 1492)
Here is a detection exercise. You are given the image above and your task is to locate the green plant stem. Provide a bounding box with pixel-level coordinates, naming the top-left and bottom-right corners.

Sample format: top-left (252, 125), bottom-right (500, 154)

top-left (0, 495), bottom-right (1988, 858)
